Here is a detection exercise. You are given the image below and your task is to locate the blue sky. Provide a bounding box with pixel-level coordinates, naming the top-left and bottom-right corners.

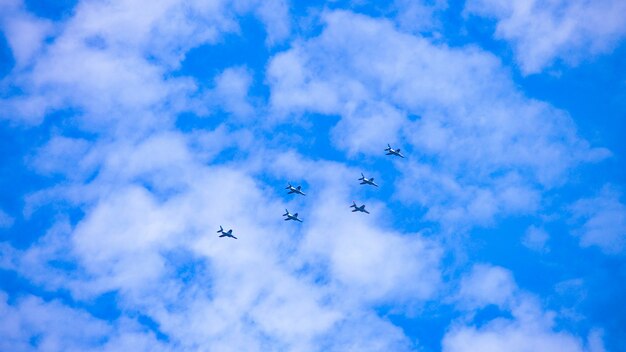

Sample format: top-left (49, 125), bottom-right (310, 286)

top-left (1, 0), bottom-right (625, 351)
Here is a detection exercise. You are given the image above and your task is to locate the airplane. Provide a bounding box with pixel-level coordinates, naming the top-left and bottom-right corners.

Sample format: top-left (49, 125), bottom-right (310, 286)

top-left (286, 183), bottom-right (306, 196)
top-left (385, 144), bottom-right (405, 158)
top-left (350, 201), bottom-right (370, 214)
top-left (358, 173), bottom-right (379, 187)
top-left (283, 209), bottom-right (303, 222)
top-left (217, 226), bottom-right (237, 239)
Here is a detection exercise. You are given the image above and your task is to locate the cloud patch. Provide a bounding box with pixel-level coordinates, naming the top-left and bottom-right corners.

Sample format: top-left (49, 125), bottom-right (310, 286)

top-left (570, 185), bottom-right (626, 254)
top-left (465, 0), bottom-right (626, 74)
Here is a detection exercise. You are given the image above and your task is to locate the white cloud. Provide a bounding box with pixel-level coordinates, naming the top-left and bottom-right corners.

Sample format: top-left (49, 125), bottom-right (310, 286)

top-left (0, 2), bottom-right (617, 351)
top-left (446, 264), bottom-right (596, 352)
top-left (241, 0), bottom-right (291, 45)
top-left (570, 185), bottom-right (626, 254)
top-left (267, 10), bottom-right (608, 228)
top-left (587, 329), bottom-right (607, 352)
top-left (457, 264), bottom-right (516, 309)
top-left (392, 0), bottom-right (448, 33)
top-left (0, 2), bottom-right (440, 348)
top-left (0, 0), bottom-right (54, 69)
top-left (443, 316), bottom-right (586, 352)
top-left (211, 66), bottom-right (255, 118)
top-left (465, 0), bottom-right (626, 74)
top-left (0, 291), bottom-right (168, 351)
top-left (522, 225), bottom-right (550, 252)
top-left (30, 136), bottom-right (94, 178)
top-left (1, 130), bottom-right (443, 350)
top-left (0, 0), bottom-right (290, 127)
top-left (0, 209), bottom-right (14, 229)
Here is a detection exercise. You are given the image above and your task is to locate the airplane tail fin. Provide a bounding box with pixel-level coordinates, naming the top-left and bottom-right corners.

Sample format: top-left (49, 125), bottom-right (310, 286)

top-left (359, 173), bottom-right (364, 180)
top-left (285, 183), bottom-right (292, 189)
top-left (283, 209), bottom-right (289, 216)
top-left (217, 226), bottom-right (223, 233)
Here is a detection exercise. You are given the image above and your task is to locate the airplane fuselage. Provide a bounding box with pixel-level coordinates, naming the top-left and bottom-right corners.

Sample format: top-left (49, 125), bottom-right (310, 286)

top-left (385, 145), bottom-right (405, 158)
top-left (286, 185), bottom-right (306, 196)
top-left (351, 203), bottom-right (370, 214)
top-left (386, 150), bottom-right (404, 158)
top-left (285, 215), bottom-right (303, 222)
top-left (283, 209), bottom-right (303, 222)
top-left (360, 179), bottom-right (378, 187)
top-left (217, 227), bottom-right (238, 239)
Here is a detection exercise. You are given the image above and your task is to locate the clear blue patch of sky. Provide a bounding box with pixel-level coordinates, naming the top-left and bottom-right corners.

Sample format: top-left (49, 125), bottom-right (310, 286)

top-left (134, 313), bottom-right (170, 343)
top-left (0, 32), bottom-right (14, 79)
top-left (23, 0), bottom-right (78, 21)
top-left (384, 302), bottom-right (459, 352)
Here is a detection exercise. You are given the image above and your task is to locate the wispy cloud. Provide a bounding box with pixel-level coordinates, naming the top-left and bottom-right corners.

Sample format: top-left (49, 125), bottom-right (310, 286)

top-left (0, 209), bottom-right (14, 229)
top-left (465, 0), bottom-right (626, 74)
top-left (522, 225), bottom-right (550, 253)
top-left (570, 185), bottom-right (626, 254)
top-left (267, 10), bottom-right (608, 229)
top-left (0, 0), bottom-right (622, 350)
top-left (445, 264), bottom-right (600, 352)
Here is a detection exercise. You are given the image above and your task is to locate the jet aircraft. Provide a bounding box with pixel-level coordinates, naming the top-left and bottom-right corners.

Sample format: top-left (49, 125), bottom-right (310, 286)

top-left (350, 201), bottom-right (370, 214)
top-left (358, 173), bottom-right (379, 187)
top-left (283, 209), bottom-right (303, 222)
top-left (217, 226), bottom-right (237, 239)
top-left (385, 144), bottom-right (405, 158)
top-left (286, 183), bottom-right (306, 196)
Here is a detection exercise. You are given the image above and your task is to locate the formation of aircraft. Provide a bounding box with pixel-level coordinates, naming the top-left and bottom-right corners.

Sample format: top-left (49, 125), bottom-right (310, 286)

top-left (219, 143), bottom-right (405, 238)
top-left (358, 173), bottom-right (378, 187)
top-left (283, 209), bottom-right (303, 222)
top-left (217, 226), bottom-right (237, 239)
top-left (385, 144), bottom-right (404, 158)
top-left (286, 183), bottom-right (306, 196)
top-left (350, 201), bottom-right (370, 214)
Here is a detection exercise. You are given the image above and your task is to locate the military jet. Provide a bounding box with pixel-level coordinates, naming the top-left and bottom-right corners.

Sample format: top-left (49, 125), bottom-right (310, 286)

top-left (350, 201), bottom-right (370, 214)
top-left (283, 209), bottom-right (303, 222)
top-left (217, 226), bottom-right (237, 239)
top-left (385, 144), bottom-right (405, 158)
top-left (286, 183), bottom-right (306, 196)
top-left (358, 173), bottom-right (379, 187)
